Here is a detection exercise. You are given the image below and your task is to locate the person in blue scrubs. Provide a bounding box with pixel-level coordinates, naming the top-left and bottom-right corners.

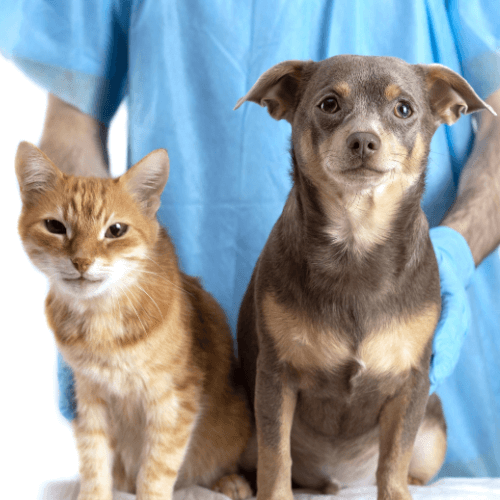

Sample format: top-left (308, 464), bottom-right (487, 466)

top-left (2, 0), bottom-right (500, 479)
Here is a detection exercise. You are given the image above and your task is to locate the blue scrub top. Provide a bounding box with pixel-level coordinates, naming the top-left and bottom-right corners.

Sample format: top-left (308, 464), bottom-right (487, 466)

top-left (2, 0), bottom-right (500, 480)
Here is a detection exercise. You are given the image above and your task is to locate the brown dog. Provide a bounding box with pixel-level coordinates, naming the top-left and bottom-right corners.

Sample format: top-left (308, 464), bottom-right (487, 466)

top-left (235, 56), bottom-right (494, 500)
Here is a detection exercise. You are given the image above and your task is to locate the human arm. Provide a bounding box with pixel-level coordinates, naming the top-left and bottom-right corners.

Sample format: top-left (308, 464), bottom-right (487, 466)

top-left (429, 87), bottom-right (499, 392)
top-left (441, 88), bottom-right (500, 265)
top-left (2, 0), bottom-right (128, 177)
top-left (39, 93), bottom-right (110, 177)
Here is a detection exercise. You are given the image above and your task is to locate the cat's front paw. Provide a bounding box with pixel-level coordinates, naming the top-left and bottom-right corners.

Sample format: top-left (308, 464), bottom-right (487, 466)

top-left (78, 496), bottom-right (112, 500)
top-left (77, 487), bottom-right (112, 500)
top-left (212, 474), bottom-right (253, 500)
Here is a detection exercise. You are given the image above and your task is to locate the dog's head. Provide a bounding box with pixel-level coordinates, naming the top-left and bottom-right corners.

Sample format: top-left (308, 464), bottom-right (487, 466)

top-left (235, 56), bottom-right (494, 193)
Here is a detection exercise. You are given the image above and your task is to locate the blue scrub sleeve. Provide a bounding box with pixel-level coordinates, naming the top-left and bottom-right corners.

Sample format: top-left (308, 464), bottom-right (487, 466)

top-left (448, 0), bottom-right (500, 100)
top-left (429, 226), bottom-right (475, 393)
top-left (57, 353), bottom-right (77, 421)
top-left (0, 0), bottom-right (129, 124)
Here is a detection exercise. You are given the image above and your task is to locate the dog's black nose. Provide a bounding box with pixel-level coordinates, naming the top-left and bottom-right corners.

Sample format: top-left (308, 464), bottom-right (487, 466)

top-left (346, 132), bottom-right (381, 158)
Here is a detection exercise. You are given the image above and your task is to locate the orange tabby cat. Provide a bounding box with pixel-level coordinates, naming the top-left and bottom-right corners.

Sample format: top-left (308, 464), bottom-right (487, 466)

top-left (15, 141), bottom-right (252, 500)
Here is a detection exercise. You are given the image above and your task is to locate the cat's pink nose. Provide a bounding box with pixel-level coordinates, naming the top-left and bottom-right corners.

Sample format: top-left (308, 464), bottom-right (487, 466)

top-left (71, 257), bottom-right (93, 274)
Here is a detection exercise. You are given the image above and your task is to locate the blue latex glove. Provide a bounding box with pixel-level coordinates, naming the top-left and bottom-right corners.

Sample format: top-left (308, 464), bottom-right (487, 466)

top-left (429, 226), bottom-right (475, 394)
top-left (56, 226), bottom-right (475, 421)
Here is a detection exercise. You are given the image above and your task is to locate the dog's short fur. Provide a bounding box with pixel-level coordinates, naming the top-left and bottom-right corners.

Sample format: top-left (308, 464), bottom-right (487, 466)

top-left (235, 56), bottom-right (494, 500)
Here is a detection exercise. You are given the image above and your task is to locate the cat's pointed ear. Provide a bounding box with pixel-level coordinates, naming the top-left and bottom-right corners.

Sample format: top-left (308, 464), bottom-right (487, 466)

top-left (417, 64), bottom-right (497, 126)
top-left (121, 149), bottom-right (170, 217)
top-left (15, 141), bottom-right (62, 205)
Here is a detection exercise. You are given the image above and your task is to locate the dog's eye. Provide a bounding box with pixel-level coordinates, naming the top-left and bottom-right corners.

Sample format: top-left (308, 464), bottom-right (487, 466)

top-left (105, 223), bottom-right (128, 238)
top-left (395, 101), bottom-right (413, 119)
top-left (45, 219), bottom-right (67, 235)
top-left (319, 97), bottom-right (339, 114)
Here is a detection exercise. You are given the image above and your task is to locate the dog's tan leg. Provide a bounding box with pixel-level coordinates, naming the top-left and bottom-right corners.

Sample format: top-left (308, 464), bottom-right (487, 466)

top-left (255, 356), bottom-right (296, 500)
top-left (376, 371), bottom-right (429, 500)
top-left (408, 393), bottom-right (447, 485)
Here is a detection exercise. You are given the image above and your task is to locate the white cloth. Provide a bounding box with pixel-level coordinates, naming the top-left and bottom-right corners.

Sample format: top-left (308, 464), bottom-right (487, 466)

top-left (40, 478), bottom-right (500, 500)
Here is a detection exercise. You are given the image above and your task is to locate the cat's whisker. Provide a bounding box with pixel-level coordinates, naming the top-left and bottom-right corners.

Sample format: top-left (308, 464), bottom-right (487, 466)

top-left (123, 282), bottom-right (157, 322)
top-left (124, 279), bottom-right (161, 322)
top-left (138, 267), bottom-right (192, 296)
top-left (115, 261), bottom-right (191, 296)
top-left (110, 288), bottom-right (122, 321)
top-left (144, 255), bottom-right (163, 270)
top-left (118, 284), bottom-right (148, 337)
top-left (145, 272), bottom-right (186, 293)
top-left (134, 283), bottom-right (164, 320)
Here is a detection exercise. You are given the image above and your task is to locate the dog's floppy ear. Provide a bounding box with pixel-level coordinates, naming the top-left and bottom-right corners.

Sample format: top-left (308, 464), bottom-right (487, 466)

top-left (234, 60), bottom-right (315, 123)
top-left (418, 64), bottom-right (496, 126)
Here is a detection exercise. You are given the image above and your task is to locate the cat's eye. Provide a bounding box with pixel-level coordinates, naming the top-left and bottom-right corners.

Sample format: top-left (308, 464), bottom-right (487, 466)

top-left (45, 219), bottom-right (67, 235)
top-left (319, 97), bottom-right (339, 114)
top-left (105, 223), bottom-right (128, 238)
top-left (394, 101), bottom-right (413, 119)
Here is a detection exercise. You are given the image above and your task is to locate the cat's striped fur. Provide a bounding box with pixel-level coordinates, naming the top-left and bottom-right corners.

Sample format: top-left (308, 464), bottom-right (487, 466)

top-left (16, 142), bottom-right (252, 500)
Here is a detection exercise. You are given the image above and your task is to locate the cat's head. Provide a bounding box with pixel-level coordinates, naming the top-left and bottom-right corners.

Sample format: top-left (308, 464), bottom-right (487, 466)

top-left (16, 142), bottom-right (170, 300)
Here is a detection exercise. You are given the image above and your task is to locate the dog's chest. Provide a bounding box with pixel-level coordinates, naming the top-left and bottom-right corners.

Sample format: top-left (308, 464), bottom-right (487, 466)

top-left (263, 293), bottom-right (439, 380)
top-left (295, 364), bottom-right (392, 438)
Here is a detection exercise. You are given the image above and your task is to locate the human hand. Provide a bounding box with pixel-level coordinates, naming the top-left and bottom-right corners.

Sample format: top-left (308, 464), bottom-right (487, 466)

top-left (429, 226), bottom-right (475, 393)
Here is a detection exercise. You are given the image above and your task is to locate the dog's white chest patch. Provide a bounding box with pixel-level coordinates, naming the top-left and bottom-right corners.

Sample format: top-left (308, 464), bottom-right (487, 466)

top-left (357, 306), bottom-right (440, 376)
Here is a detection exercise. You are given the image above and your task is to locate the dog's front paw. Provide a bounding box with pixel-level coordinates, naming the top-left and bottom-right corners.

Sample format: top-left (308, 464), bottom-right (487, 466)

top-left (256, 490), bottom-right (294, 500)
top-left (377, 485), bottom-right (412, 500)
top-left (323, 479), bottom-right (341, 495)
top-left (213, 474), bottom-right (253, 500)
top-left (407, 475), bottom-right (425, 486)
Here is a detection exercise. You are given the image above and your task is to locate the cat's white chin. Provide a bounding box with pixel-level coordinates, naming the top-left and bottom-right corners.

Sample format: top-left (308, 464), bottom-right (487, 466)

top-left (56, 277), bottom-right (110, 299)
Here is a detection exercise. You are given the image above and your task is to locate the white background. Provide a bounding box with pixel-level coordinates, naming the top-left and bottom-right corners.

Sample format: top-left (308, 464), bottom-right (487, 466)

top-left (0, 56), bottom-right (128, 499)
